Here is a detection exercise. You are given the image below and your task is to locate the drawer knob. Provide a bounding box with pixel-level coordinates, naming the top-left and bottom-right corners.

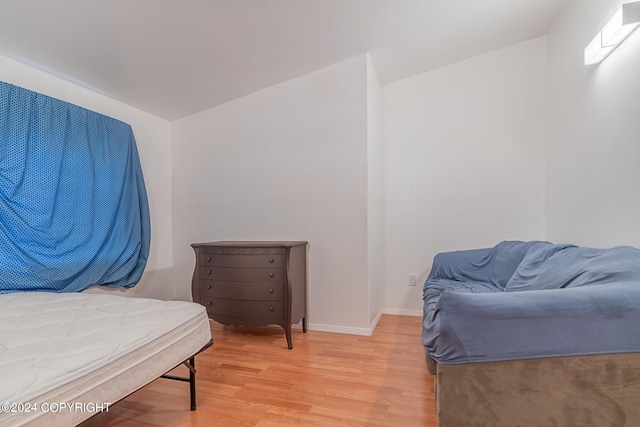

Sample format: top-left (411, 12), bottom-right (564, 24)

top-left (269, 258), bottom-right (274, 263)
top-left (269, 288), bottom-right (274, 293)
top-left (206, 270), bottom-right (211, 275)
top-left (207, 301), bottom-right (212, 306)
top-left (269, 272), bottom-right (274, 278)
top-left (206, 256), bottom-right (211, 262)
top-left (269, 306), bottom-right (275, 312)
top-left (206, 284), bottom-right (212, 289)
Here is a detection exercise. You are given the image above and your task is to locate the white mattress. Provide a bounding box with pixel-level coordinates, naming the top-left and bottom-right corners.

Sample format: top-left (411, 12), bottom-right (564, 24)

top-left (0, 292), bottom-right (212, 427)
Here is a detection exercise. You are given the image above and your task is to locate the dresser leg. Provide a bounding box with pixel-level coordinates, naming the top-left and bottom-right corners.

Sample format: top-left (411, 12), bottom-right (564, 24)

top-left (285, 326), bottom-right (293, 350)
top-left (302, 317), bottom-right (307, 333)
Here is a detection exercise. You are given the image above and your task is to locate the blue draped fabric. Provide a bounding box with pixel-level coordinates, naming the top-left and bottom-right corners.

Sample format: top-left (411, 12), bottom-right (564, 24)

top-left (423, 241), bottom-right (640, 364)
top-left (0, 81), bottom-right (150, 293)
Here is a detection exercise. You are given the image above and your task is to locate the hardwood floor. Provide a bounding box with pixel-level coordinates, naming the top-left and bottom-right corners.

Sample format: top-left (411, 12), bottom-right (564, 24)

top-left (81, 315), bottom-right (436, 426)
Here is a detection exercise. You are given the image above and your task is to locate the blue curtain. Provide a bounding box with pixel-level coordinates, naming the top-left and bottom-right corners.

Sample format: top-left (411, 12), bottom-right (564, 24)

top-left (0, 81), bottom-right (150, 293)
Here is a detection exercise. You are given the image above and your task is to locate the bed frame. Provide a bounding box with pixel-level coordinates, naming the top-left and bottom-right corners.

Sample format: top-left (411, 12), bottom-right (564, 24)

top-left (160, 340), bottom-right (213, 410)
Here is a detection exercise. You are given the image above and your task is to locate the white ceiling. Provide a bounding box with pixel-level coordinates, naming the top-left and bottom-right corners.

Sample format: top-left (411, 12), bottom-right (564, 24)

top-left (0, 0), bottom-right (569, 120)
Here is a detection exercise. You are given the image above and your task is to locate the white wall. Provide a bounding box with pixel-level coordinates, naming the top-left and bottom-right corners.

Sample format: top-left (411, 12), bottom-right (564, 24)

top-left (12, 5), bottom-right (628, 327)
top-left (0, 54), bottom-right (174, 300)
top-left (546, 0), bottom-right (640, 248)
top-left (366, 55), bottom-right (383, 326)
top-left (172, 55), bottom-right (378, 332)
top-left (382, 37), bottom-right (548, 313)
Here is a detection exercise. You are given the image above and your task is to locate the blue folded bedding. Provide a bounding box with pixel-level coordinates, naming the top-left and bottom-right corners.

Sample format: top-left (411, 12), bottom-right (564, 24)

top-left (422, 241), bottom-right (640, 364)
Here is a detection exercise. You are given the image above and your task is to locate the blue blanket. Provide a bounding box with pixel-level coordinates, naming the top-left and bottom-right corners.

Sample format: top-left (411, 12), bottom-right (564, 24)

top-left (0, 82), bottom-right (150, 293)
top-left (423, 241), bottom-right (640, 364)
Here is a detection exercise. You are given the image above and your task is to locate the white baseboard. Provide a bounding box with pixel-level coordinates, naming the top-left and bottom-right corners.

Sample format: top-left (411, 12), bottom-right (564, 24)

top-left (305, 308), bottom-right (384, 336)
top-left (370, 307), bottom-right (383, 331)
top-left (302, 307), bottom-right (425, 336)
top-left (305, 322), bottom-right (374, 336)
top-left (381, 308), bottom-right (422, 317)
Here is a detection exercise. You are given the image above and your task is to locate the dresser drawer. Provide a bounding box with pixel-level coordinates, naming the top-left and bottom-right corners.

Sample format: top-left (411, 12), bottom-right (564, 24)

top-left (200, 266), bottom-right (283, 282)
top-left (200, 254), bottom-right (284, 268)
top-left (201, 297), bottom-right (284, 319)
top-left (199, 281), bottom-right (283, 300)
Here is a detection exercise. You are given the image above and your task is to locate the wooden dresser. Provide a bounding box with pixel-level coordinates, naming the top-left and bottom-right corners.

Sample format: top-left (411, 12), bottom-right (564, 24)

top-left (191, 241), bottom-right (308, 349)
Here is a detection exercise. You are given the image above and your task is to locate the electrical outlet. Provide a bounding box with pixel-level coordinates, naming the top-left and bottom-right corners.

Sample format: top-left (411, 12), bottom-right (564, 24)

top-left (408, 274), bottom-right (417, 287)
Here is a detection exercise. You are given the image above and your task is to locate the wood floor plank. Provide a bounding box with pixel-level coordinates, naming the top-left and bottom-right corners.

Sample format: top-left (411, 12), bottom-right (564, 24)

top-left (81, 315), bottom-right (436, 426)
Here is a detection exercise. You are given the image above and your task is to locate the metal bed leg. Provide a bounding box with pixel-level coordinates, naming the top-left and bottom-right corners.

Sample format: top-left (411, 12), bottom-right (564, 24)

top-left (160, 357), bottom-right (198, 410)
top-left (189, 357), bottom-right (196, 410)
top-left (159, 339), bottom-right (212, 411)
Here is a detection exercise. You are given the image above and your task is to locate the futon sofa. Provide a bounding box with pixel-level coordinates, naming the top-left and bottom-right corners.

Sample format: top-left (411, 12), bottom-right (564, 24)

top-left (422, 241), bottom-right (640, 427)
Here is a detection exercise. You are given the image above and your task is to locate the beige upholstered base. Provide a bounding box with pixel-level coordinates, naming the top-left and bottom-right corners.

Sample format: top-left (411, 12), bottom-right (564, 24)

top-left (435, 353), bottom-right (640, 427)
